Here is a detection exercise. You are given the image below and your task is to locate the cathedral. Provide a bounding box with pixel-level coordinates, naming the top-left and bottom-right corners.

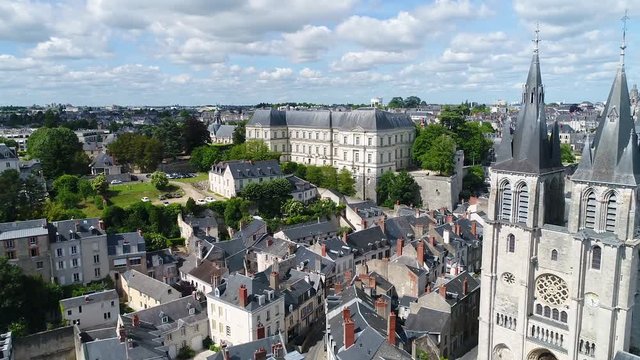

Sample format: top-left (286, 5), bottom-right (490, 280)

top-left (478, 30), bottom-right (640, 360)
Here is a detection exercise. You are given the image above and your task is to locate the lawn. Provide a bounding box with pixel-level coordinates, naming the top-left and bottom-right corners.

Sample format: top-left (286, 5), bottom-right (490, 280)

top-left (172, 172), bottom-right (208, 183)
top-left (109, 182), bottom-right (164, 208)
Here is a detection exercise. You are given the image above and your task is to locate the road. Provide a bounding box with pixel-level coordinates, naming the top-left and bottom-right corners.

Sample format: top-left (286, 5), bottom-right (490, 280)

top-left (150, 181), bottom-right (211, 206)
top-left (304, 329), bottom-right (327, 360)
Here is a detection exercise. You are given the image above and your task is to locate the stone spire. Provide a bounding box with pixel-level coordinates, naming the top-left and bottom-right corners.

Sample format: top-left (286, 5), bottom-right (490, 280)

top-left (572, 16), bottom-right (639, 185)
top-left (493, 28), bottom-right (561, 173)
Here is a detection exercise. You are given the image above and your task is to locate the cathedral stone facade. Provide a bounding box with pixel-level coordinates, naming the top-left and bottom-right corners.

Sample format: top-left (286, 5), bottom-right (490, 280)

top-left (478, 40), bottom-right (640, 359)
top-left (245, 108), bottom-right (415, 200)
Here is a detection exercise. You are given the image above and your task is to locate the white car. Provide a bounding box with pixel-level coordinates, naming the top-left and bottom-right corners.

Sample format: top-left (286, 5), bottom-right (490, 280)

top-left (196, 199), bottom-right (207, 205)
top-left (141, 197), bottom-right (150, 202)
top-left (205, 196), bottom-right (215, 203)
top-left (162, 201), bottom-right (170, 206)
top-left (110, 180), bottom-right (122, 185)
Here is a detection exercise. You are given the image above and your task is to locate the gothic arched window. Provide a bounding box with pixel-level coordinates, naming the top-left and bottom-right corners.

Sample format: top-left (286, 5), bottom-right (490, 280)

top-left (605, 193), bottom-right (617, 233)
top-left (551, 249), bottom-right (558, 261)
top-left (507, 234), bottom-right (515, 253)
top-left (560, 311), bottom-right (567, 323)
top-left (591, 246), bottom-right (602, 270)
top-left (583, 190), bottom-right (596, 229)
top-left (552, 309), bottom-right (559, 320)
top-left (535, 304), bottom-right (542, 315)
top-left (516, 182), bottom-right (529, 223)
top-left (543, 306), bottom-right (551, 318)
top-left (500, 181), bottom-right (512, 221)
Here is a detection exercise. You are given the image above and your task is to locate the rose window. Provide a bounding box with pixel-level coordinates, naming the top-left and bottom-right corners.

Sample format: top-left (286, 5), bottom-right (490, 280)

top-left (502, 272), bottom-right (515, 285)
top-left (535, 274), bottom-right (569, 306)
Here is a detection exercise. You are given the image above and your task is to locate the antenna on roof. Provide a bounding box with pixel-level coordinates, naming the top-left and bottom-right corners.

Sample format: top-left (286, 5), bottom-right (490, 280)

top-left (532, 22), bottom-right (541, 54)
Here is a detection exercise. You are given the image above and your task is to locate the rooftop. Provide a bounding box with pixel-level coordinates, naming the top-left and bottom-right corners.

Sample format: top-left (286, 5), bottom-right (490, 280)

top-left (122, 270), bottom-right (178, 303)
top-left (60, 289), bottom-right (118, 309)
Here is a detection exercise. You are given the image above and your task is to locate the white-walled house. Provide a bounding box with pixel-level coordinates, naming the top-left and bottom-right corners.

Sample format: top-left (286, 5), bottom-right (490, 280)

top-left (60, 289), bottom-right (119, 329)
top-left (0, 144), bottom-right (18, 175)
top-left (209, 160), bottom-right (283, 198)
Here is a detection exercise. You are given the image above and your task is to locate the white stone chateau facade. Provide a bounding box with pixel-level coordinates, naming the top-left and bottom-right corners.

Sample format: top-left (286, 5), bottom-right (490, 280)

top-left (245, 108), bottom-right (415, 200)
top-left (478, 39), bottom-right (640, 359)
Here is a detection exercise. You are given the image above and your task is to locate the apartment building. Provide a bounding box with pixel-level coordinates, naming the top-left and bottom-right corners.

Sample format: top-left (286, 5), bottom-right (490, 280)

top-left (60, 289), bottom-right (119, 329)
top-left (0, 218), bottom-right (51, 280)
top-left (209, 160), bottom-right (282, 198)
top-left (107, 231), bottom-right (147, 275)
top-left (120, 269), bottom-right (181, 311)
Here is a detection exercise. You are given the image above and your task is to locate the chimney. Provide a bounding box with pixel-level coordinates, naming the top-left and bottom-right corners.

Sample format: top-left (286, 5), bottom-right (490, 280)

top-left (344, 269), bottom-right (352, 283)
top-left (267, 238), bottom-right (273, 247)
top-left (417, 240), bottom-right (424, 267)
top-left (133, 314), bottom-right (140, 327)
top-left (239, 285), bottom-right (248, 307)
top-left (375, 297), bottom-right (387, 318)
top-left (396, 238), bottom-right (404, 257)
top-left (368, 276), bottom-right (376, 293)
top-left (321, 243), bottom-right (327, 257)
top-left (344, 317), bottom-right (355, 349)
top-left (362, 219), bottom-right (367, 228)
top-left (192, 290), bottom-right (198, 300)
top-left (439, 285), bottom-right (446, 298)
top-left (271, 343), bottom-right (284, 358)
top-left (429, 235), bottom-right (436, 247)
top-left (335, 282), bottom-right (343, 295)
top-left (469, 196), bottom-right (478, 205)
top-left (223, 349), bottom-right (231, 360)
top-left (471, 221), bottom-right (477, 237)
top-left (254, 347), bottom-right (267, 360)
top-left (270, 271), bottom-right (279, 291)
top-left (75, 221), bottom-right (80, 233)
top-left (342, 307), bottom-right (350, 321)
top-left (342, 231), bottom-right (348, 244)
top-left (137, 228), bottom-right (143, 236)
top-left (118, 326), bottom-right (126, 343)
top-left (415, 208), bottom-right (420, 218)
top-left (443, 230), bottom-right (450, 244)
top-left (463, 277), bottom-right (469, 296)
top-left (378, 219), bottom-right (385, 233)
top-left (256, 323), bottom-right (265, 339)
top-left (98, 220), bottom-right (106, 231)
top-left (387, 311), bottom-right (397, 345)
top-left (455, 223), bottom-right (462, 236)
top-left (426, 284), bottom-right (431, 294)
top-left (446, 215), bottom-right (453, 224)
top-left (211, 273), bottom-right (220, 287)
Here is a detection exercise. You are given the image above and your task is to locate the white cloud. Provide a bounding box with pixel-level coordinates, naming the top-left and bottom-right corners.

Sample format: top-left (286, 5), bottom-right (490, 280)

top-left (332, 50), bottom-right (413, 72)
top-left (259, 68), bottom-right (294, 81)
top-left (299, 68), bottom-right (322, 79)
top-left (281, 25), bottom-right (332, 62)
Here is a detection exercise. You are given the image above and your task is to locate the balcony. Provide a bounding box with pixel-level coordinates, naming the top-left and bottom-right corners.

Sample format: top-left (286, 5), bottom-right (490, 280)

top-left (496, 312), bottom-right (516, 331)
top-left (527, 316), bottom-right (568, 354)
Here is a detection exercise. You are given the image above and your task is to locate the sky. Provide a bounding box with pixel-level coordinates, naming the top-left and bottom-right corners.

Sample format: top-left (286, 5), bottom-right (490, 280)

top-left (0, 0), bottom-right (639, 106)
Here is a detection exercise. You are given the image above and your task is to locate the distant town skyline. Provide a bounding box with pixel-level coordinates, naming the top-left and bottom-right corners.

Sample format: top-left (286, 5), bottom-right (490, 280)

top-left (0, 1), bottom-right (638, 106)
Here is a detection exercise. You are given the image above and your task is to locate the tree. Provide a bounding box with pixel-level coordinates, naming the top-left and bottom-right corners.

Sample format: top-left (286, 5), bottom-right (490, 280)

top-left (412, 124), bottom-right (453, 164)
top-left (92, 174), bottom-right (109, 198)
top-left (404, 96), bottom-right (422, 108)
top-left (224, 197), bottom-right (251, 230)
top-left (387, 97), bottom-right (404, 109)
top-left (561, 143), bottom-right (576, 164)
top-left (190, 146), bottom-right (223, 172)
top-left (145, 232), bottom-right (168, 252)
top-left (183, 117), bottom-right (210, 154)
top-left (241, 178), bottom-right (292, 218)
top-left (154, 118), bottom-right (183, 158)
top-left (305, 166), bottom-right (325, 187)
top-left (337, 168), bottom-right (356, 195)
top-left (439, 105), bottom-right (467, 131)
top-left (107, 133), bottom-right (163, 172)
top-left (462, 165), bottom-right (485, 195)
top-left (420, 134), bottom-right (456, 175)
top-left (232, 121), bottom-right (246, 144)
top-left (227, 140), bottom-right (280, 161)
top-left (150, 171), bottom-right (169, 190)
top-left (0, 170), bottom-right (45, 222)
top-left (0, 137), bottom-right (18, 149)
top-left (281, 162), bottom-right (298, 175)
top-left (376, 171), bottom-right (422, 207)
top-left (27, 127), bottom-right (90, 179)
top-left (281, 199), bottom-right (304, 217)
top-left (43, 109), bottom-right (60, 128)
top-left (456, 121), bottom-right (493, 165)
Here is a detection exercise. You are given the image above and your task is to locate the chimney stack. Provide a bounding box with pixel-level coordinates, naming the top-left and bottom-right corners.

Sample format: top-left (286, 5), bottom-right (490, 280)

top-left (415, 208), bottom-right (420, 218)
top-left (378, 219), bottom-right (385, 233)
top-left (439, 285), bottom-right (446, 298)
top-left (417, 240), bottom-right (424, 267)
top-left (368, 276), bottom-right (376, 292)
top-left (254, 347), bottom-right (267, 360)
top-left (396, 238), bottom-right (404, 257)
top-left (446, 215), bottom-right (453, 224)
top-left (321, 243), bottom-right (327, 257)
top-left (256, 323), bottom-right (265, 339)
top-left (98, 220), bottom-right (106, 231)
top-left (137, 228), bottom-right (143, 236)
top-left (463, 277), bottom-right (469, 296)
top-left (335, 281), bottom-right (343, 295)
top-left (429, 235), bottom-right (436, 247)
top-left (342, 231), bottom-right (348, 244)
top-left (443, 230), bottom-right (450, 244)
top-left (387, 311), bottom-right (397, 345)
top-left (223, 349), bottom-right (231, 360)
top-left (426, 284), bottom-right (431, 294)
top-left (375, 297), bottom-right (387, 318)
top-left (132, 314), bottom-right (140, 327)
top-left (344, 269), bottom-right (352, 283)
top-left (270, 271), bottom-right (279, 291)
top-left (118, 326), bottom-right (126, 343)
top-left (471, 221), bottom-right (477, 237)
top-left (344, 317), bottom-right (355, 349)
top-left (271, 343), bottom-right (284, 358)
top-left (239, 285), bottom-right (248, 307)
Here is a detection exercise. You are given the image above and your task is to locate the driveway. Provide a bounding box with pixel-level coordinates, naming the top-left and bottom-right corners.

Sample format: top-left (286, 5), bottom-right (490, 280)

top-left (151, 181), bottom-right (209, 206)
top-left (193, 349), bottom-right (215, 360)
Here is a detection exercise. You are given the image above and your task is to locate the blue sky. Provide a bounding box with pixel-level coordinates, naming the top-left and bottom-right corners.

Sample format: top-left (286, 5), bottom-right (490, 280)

top-left (0, 0), bottom-right (638, 106)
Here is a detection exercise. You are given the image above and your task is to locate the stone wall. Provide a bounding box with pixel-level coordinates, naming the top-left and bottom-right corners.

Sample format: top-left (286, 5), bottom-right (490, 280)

top-left (13, 326), bottom-right (75, 360)
top-left (409, 150), bottom-right (464, 211)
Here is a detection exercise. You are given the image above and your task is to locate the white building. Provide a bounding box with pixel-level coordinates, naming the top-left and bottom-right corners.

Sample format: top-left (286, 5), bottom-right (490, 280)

top-left (245, 108), bottom-right (415, 200)
top-left (478, 43), bottom-right (640, 359)
top-left (120, 269), bottom-right (181, 311)
top-left (0, 144), bottom-right (19, 175)
top-left (60, 289), bottom-right (119, 329)
top-left (209, 160), bottom-right (282, 198)
top-left (207, 273), bottom-right (285, 346)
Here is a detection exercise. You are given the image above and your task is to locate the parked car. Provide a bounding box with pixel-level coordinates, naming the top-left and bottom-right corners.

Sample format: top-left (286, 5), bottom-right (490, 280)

top-left (196, 199), bottom-right (207, 205)
top-left (162, 201), bottom-right (170, 206)
top-left (205, 196), bottom-right (215, 203)
top-left (110, 180), bottom-right (122, 185)
top-left (141, 197), bottom-right (150, 202)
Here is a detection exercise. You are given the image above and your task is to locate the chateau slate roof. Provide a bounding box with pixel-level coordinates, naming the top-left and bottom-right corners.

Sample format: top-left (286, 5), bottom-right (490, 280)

top-left (0, 144), bottom-right (17, 160)
top-left (0, 218), bottom-right (48, 240)
top-left (405, 307), bottom-right (450, 334)
top-left (279, 219), bottom-right (339, 242)
top-left (211, 160), bottom-right (281, 180)
top-left (208, 273), bottom-right (281, 312)
top-left (346, 226), bottom-right (388, 255)
top-left (51, 218), bottom-right (103, 242)
top-left (107, 232), bottom-right (146, 255)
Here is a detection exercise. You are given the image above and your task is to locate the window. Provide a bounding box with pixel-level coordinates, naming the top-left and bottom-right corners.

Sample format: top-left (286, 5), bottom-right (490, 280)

top-left (93, 254), bottom-right (100, 263)
top-left (79, 305), bottom-right (82, 313)
top-left (367, 154), bottom-right (371, 163)
top-left (400, 134), bottom-right (404, 143)
top-left (315, 132), bottom-right (319, 140)
top-left (584, 191), bottom-right (596, 229)
top-left (605, 193), bottom-right (617, 233)
top-left (104, 312), bottom-right (111, 320)
top-left (535, 304), bottom-right (542, 315)
top-left (388, 136), bottom-right (392, 145)
top-left (552, 308), bottom-right (559, 320)
top-left (266, 310), bottom-right (271, 321)
top-left (516, 183), bottom-right (529, 223)
top-left (36, 261), bottom-right (43, 269)
top-left (29, 237), bottom-right (37, 245)
top-left (355, 137), bottom-right (360, 145)
top-left (129, 258), bottom-right (142, 265)
top-left (73, 273), bottom-right (80, 282)
top-left (543, 306), bottom-right (551, 318)
top-left (343, 152), bottom-right (347, 160)
top-left (551, 249), bottom-right (558, 261)
top-left (71, 246), bottom-right (77, 255)
top-left (591, 246), bottom-right (601, 270)
top-left (72, 258), bottom-right (79, 267)
top-left (57, 248), bottom-right (63, 257)
top-left (226, 326), bottom-right (231, 336)
top-left (30, 248), bottom-right (38, 257)
top-left (507, 234), bottom-right (515, 253)
top-left (181, 328), bottom-right (186, 336)
top-left (395, 135), bottom-right (398, 143)
top-left (560, 311), bottom-right (568, 323)
top-left (368, 138), bottom-right (372, 146)
top-left (95, 268), bottom-right (101, 278)
top-left (499, 181), bottom-right (512, 221)
top-left (343, 136), bottom-right (347, 144)
top-left (355, 152), bottom-right (359, 162)
top-left (5, 239), bottom-right (14, 248)
top-left (67, 310), bottom-right (72, 316)
top-left (6, 251), bottom-right (15, 259)
top-left (58, 261), bottom-right (64, 270)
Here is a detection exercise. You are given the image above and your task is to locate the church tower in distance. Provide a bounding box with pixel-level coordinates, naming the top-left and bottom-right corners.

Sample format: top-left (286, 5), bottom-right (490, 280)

top-left (478, 27), bottom-right (640, 360)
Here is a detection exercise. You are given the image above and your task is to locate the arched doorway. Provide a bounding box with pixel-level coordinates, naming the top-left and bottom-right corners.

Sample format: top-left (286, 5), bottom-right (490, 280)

top-left (492, 344), bottom-right (514, 360)
top-left (527, 348), bottom-right (558, 360)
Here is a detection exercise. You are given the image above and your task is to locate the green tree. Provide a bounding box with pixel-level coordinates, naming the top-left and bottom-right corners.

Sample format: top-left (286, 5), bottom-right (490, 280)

top-left (412, 124), bottom-right (453, 164)
top-left (456, 121), bottom-right (492, 165)
top-left (43, 109), bottom-right (60, 128)
top-left (92, 173), bottom-right (109, 198)
top-left (150, 171), bottom-right (169, 190)
top-left (227, 140), bottom-right (280, 161)
top-left (183, 117), bottom-right (210, 154)
top-left (154, 118), bottom-right (183, 158)
top-left (17, 175), bottom-right (46, 220)
top-left (337, 168), bottom-right (355, 195)
top-left (190, 146), bottom-right (223, 172)
top-left (281, 199), bottom-right (304, 217)
top-left (281, 162), bottom-right (298, 175)
top-left (305, 166), bottom-right (325, 187)
top-left (421, 134), bottom-right (456, 175)
top-left (439, 105), bottom-right (467, 132)
top-left (462, 165), bottom-right (485, 195)
top-left (232, 121), bottom-right (247, 145)
top-left (27, 127), bottom-right (90, 179)
top-left (404, 96), bottom-right (422, 108)
top-left (561, 143), bottom-right (576, 164)
top-left (376, 171), bottom-right (422, 207)
top-left (0, 170), bottom-right (45, 222)
top-left (0, 137), bottom-right (18, 149)
top-left (320, 166), bottom-right (338, 190)
top-left (241, 178), bottom-right (292, 218)
top-left (107, 133), bottom-right (163, 172)
top-left (145, 232), bottom-right (168, 252)
top-left (224, 197), bottom-right (250, 230)
top-left (387, 97), bottom-right (404, 108)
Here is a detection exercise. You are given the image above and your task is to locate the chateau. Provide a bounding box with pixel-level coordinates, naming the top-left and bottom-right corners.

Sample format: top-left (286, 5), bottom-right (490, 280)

top-left (245, 108), bottom-right (415, 200)
top-left (478, 34), bottom-right (640, 359)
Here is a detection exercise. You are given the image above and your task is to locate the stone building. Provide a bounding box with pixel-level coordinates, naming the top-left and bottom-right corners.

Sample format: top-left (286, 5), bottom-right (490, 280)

top-left (0, 218), bottom-right (51, 280)
top-left (245, 108), bottom-right (415, 200)
top-left (478, 36), bottom-right (640, 359)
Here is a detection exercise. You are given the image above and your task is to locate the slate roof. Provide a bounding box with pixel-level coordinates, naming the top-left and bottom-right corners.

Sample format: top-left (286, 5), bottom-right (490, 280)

top-left (347, 201), bottom-right (384, 218)
top-left (405, 307), bottom-right (450, 334)
top-left (107, 232), bottom-right (146, 256)
top-left (208, 273), bottom-right (280, 312)
top-left (146, 249), bottom-right (177, 268)
top-left (0, 144), bottom-right (17, 160)
top-left (346, 226), bottom-right (388, 256)
top-left (0, 218), bottom-right (48, 241)
top-left (252, 236), bottom-right (294, 258)
top-left (614, 351), bottom-right (640, 360)
top-left (440, 271), bottom-right (480, 306)
top-left (285, 174), bottom-right (315, 192)
top-left (51, 218), bottom-right (104, 242)
top-left (248, 108), bottom-right (414, 131)
top-left (279, 219), bottom-right (339, 242)
top-left (206, 334), bottom-right (287, 360)
top-left (293, 246), bottom-right (335, 275)
top-left (211, 160), bottom-right (281, 180)
top-left (188, 259), bottom-right (226, 284)
top-left (209, 124), bottom-right (236, 139)
top-left (320, 237), bottom-right (354, 261)
top-left (60, 289), bottom-right (118, 309)
top-left (122, 270), bottom-right (178, 303)
top-left (184, 209), bottom-right (218, 232)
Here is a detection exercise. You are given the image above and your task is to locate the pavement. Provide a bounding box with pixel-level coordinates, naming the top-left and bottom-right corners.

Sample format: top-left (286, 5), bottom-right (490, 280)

top-left (459, 346), bottom-right (478, 360)
top-left (304, 328), bottom-right (327, 360)
top-left (193, 349), bottom-right (215, 360)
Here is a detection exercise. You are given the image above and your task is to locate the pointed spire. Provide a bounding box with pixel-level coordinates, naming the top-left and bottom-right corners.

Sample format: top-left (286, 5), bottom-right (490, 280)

top-left (493, 27), bottom-right (561, 173)
top-left (579, 132), bottom-right (593, 169)
top-left (620, 10), bottom-right (629, 66)
top-left (495, 119), bottom-right (512, 163)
